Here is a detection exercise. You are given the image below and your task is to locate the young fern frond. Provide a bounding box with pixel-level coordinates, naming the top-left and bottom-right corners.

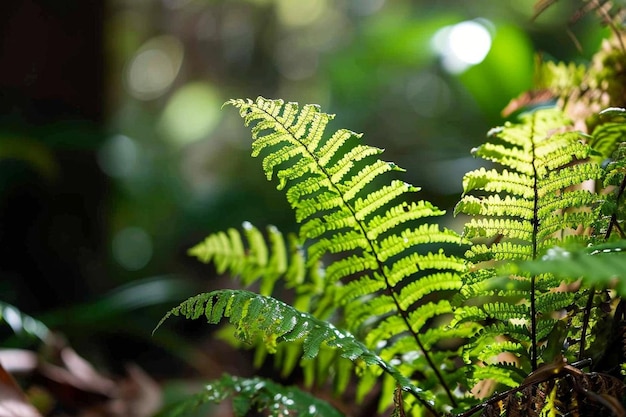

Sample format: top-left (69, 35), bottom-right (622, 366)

top-left (226, 97), bottom-right (471, 413)
top-left (454, 107), bottom-right (604, 389)
top-left (157, 373), bottom-right (344, 417)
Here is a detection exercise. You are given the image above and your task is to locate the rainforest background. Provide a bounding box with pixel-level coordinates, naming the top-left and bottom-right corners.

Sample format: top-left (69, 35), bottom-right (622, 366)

top-left (0, 0), bottom-right (615, 414)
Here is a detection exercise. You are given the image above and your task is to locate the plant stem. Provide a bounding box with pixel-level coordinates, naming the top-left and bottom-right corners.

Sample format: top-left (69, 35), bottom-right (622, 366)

top-left (530, 121), bottom-right (540, 371)
top-left (605, 171), bottom-right (626, 240)
top-left (578, 288), bottom-right (595, 361)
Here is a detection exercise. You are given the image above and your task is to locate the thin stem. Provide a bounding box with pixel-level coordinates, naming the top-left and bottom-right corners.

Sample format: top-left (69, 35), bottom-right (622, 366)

top-left (530, 120), bottom-right (540, 371)
top-left (605, 171), bottom-right (626, 240)
top-left (578, 288), bottom-right (596, 361)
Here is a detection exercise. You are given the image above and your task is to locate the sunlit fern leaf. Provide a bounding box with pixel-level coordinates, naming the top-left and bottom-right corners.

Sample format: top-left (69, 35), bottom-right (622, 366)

top-left (454, 107), bottom-right (604, 397)
top-left (595, 129), bottom-right (626, 242)
top-left (457, 106), bottom-right (602, 260)
top-left (188, 222), bottom-right (306, 296)
top-left (534, 59), bottom-right (587, 98)
top-left (227, 97), bottom-right (470, 413)
top-left (155, 373), bottom-right (344, 417)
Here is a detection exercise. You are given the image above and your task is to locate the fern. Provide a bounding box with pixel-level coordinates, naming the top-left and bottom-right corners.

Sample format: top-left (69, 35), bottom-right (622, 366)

top-left (590, 107), bottom-right (626, 163)
top-left (155, 289), bottom-right (434, 412)
top-left (221, 97), bottom-right (472, 413)
top-left (159, 95), bottom-right (626, 416)
top-left (504, 243), bottom-right (626, 295)
top-left (188, 222), bottom-right (310, 297)
top-left (454, 107), bottom-right (605, 392)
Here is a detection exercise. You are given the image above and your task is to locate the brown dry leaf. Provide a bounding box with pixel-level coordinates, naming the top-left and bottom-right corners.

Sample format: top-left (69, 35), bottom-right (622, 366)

top-left (0, 349), bottom-right (37, 374)
top-left (501, 89), bottom-right (554, 117)
top-left (0, 361), bottom-right (43, 417)
top-left (34, 347), bottom-right (115, 410)
top-left (1, 338), bottom-right (162, 416)
top-left (107, 364), bottom-right (162, 417)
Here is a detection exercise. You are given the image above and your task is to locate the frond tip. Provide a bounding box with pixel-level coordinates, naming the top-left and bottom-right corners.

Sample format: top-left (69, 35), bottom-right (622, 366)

top-left (188, 222), bottom-right (306, 296)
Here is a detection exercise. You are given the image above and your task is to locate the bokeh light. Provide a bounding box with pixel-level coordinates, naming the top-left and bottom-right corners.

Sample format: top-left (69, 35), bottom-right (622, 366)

top-left (432, 19), bottom-right (493, 74)
top-left (276, 0), bottom-right (328, 27)
top-left (97, 134), bottom-right (138, 178)
top-left (158, 82), bottom-right (222, 146)
top-left (112, 226), bottom-right (153, 271)
top-left (125, 35), bottom-right (184, 100)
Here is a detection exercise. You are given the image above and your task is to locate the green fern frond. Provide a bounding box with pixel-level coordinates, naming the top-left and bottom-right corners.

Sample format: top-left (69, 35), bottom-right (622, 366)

top-left (188, 223), bottom-right (304, 293)
top-left (457, 107), bottom-right (603, 258)
top-left (455, 107), bottom-right (605, 391)
top-left (505, 243), bottom-right (626, 296)
top-left (535, 60), bottom-right (587, 99)
top-left (156, 374), bottom-right (344, 417)
top-left (155, 289), bottom-right (434, 410)
top-left (595, 126), bottom-right (626, 241)
top-left (460, 167), bottom-right (534, 200)
top-left (227, 97), bottom-right (469, 412)
top-left (471, 365), bottom-right (525, 389)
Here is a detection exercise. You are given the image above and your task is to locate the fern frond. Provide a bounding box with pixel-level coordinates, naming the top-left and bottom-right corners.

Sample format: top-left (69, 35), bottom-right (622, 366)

top-left (156, 373), bottom-right (344, 417)
top-left (227, 97), bottom-right (469, 412)
top-left (457, 105), bottom-right (603, 258)
top-left (188, 222), bottom-right (306, 296)
top-left (460, 167), bottom-right (534, 199)
top-left (155, 289), bottom-right (433, 410)
top-left (455, 107), bottom-right (605, 389)
top-left (504, 243), bottom-right (626, 296)
top-left (591, 107), bottom-right (626, 160)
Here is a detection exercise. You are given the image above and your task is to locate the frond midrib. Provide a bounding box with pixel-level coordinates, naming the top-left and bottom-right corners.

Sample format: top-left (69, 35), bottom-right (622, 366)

top-left (253, 101), bottom-right (459, 407)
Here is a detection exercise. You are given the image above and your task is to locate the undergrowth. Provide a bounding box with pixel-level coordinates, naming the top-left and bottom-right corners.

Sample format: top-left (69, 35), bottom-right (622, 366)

top-left (156, 3), bottom-right (626, 416)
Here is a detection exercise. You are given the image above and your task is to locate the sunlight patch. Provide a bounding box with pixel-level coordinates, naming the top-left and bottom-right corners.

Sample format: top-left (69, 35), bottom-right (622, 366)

top-left (432, 19), bottom-right (493, 74)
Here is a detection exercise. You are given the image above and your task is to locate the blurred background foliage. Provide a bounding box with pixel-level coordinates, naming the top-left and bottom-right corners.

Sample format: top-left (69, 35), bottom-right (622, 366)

top-left (0, 0), bottom-right (613, 412)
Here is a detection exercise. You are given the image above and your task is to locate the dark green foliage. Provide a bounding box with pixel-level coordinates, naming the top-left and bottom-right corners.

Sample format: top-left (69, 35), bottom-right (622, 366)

top-left (157, 374), bottom-right (344, 417)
